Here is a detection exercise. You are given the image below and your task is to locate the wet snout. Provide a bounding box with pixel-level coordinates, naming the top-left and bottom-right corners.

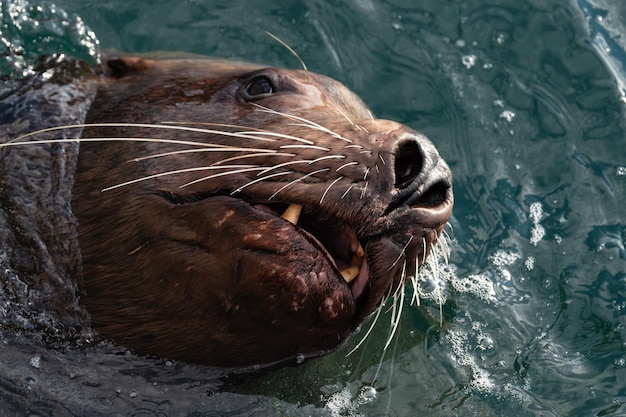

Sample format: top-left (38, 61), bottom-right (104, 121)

top-left (385, 128), bottom-right (453, 229)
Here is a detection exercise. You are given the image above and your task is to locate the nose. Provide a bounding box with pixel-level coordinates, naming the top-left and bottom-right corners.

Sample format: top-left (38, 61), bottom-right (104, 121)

top-left (386, 131), bottom-right (453, 226)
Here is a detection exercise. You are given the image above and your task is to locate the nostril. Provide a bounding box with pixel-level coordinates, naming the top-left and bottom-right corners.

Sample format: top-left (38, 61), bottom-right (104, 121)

top-left (394, 140), bottom-right (423, 189)
top-left (412, 180), bottom-right (450, 208)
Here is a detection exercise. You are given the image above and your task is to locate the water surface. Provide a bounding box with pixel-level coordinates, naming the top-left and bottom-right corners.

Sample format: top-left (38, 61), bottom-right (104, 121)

top-left (1, 0), bottom-right (625, 415)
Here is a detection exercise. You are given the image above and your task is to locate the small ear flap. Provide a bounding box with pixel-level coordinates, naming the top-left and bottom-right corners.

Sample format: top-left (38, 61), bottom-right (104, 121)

top-left (105, 56), bottom-right (154, 78)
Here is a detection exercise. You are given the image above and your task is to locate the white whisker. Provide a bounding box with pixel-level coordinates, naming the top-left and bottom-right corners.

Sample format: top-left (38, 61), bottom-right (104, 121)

top-left (387, 236), bottom-right (412, 271)
top-left (336, 161), bottom-right (359, 172)
top-left (360, 181), bottom-right (368, 199)
top-left (384, 262), bottom-right (407, 350)
top-left (257, 159), bottom-right (314, 175)
top-left (179, 167), bottom-right (269, 188)
top-left (378, 154), bottom-right (386, 165)
top-left (319, 176), bottom-right (343, 205)
top-left (1, 136), bottom-right (255, 149)
top-left (279, 144), bottom-right (330, 151)
top-left (265, 31), bottom-right (308, 71)
top-left (334, 106), bottom-right (357, 130)
top-left (101, 165), bottom-right (261, 191)
top-left (251, 103), bottom-right (353, 143)
top-left (311, 155), bottom-right (346, 163)
top-left (232, 171), bottom-right (293, 194)
top-left (162, 121), bottom-right (267, 132)
top-left (4, 123), bottom-right (291, 146)
top-left (287, 122), bottom-right (353, 143)
top-left (363, 168), bottom-right (370, 180)
top-left (268, 168), bottom-right (330, 200)
top-left (211, 152), bottom-right (297, 166)
top-left (256, 155), bottom-right (343, 176)
top-left (340, 184), bottom-right (354, 199)
top-left (345, 296), bottom-right (386, 357)
top-left (129, 148), bottom-right (283, 162)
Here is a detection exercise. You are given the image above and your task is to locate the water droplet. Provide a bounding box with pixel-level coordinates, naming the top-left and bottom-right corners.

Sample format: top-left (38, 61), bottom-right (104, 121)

top-left (499, 110), bottom-right (516, 123)
top-left (478, 336), bottom-right (494, 350)
top-left (361, 386), bottom-right (377, 400)
top-left (461, 54), bottom-right (476, 69)
top-left (29, 356), bottom-right (40, 369)
top-left (525, 256), bottom-right (535, 271)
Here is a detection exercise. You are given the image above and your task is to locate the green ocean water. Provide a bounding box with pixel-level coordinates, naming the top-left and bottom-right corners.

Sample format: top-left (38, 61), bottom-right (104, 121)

top-left (1, 0), bottom-right (625, 416)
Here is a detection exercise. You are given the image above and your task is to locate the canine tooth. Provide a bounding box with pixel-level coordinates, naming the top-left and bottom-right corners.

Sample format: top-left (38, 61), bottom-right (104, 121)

top-left (350, 250), bottom-right (363, 268)
top-left (351, 241), bottom-right (365, 257)
top-left (340, 265), bottom-right (360, 283)
top-left (280, 204), bottom-right (302, 225)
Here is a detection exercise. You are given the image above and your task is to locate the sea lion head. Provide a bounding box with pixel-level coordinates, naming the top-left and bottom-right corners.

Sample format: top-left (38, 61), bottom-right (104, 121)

top-left (71, 55), bottom-right (453, 368)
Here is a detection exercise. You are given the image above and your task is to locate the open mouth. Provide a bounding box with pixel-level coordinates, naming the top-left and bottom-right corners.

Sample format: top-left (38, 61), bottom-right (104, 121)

top-left (160, 189), bottom-right (372, 306)
top-left (253, 202), bottom-right (371, 302)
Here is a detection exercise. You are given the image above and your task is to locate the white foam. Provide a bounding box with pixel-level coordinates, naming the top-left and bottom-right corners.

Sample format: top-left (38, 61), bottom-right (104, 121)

top-left (450, 272), bottom-right (496, 302)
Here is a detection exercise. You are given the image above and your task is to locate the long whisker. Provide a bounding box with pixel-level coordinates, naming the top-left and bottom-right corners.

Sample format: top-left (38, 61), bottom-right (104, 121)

top-left (257, 155), bottom-right (344, 176)
top-left (384, 261), bottom-right (407, 350)
top-left (229, 130), bottom-right (316, 144)
top-left (319, 176), bottom-right (343, 205)
top-left (232, 171), bottom-right (293, 194)
top-left (387, 235), bottom-right (412, 272)
top-left (251, 103), bottom-right (353, 143)
top-left (129, 148), bottom-right (283, 162)
top-left (279, 144), bottom-right (330, 152)
top-left (162, 121), bottom-right (319, 145)
top-left (265, 31), bottom-right (308, 71)
top-left (1, 136), bottom-right (257, 149)
top-left (179, 167), bottom-right (270, 188)
top-left (210, 152), bottom-right (296, 166)
top-left (285, 122), bottom-right (353, 143)
top-left (345, 296), bottom-right (386, 357)
top-left (336, 161), bottom-right (359, 172)
top-left (100, 165), bottom-right (262, 191)
top-left (360, 181), bottom-right (368, 199)
top-left (162, 121), bottom-right (267, 132)
top-left (268, 168), bottom-right (330, 200)
top-left (334, 106), bottom-right (357, 129)
top-left (4, 123), bottom-right (289, 145)
top-left (340, 184), bottom-right (354, 199)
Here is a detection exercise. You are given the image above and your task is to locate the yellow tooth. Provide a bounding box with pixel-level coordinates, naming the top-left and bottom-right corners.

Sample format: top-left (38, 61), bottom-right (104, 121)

top-left (280, 204), bottom-right (302, 225)
top-left (355, 243), bottom-right (365, 258)
top-left (351, 244), bottom-right (365, 267)
top-left (340, 265), bottom-right (360, 283)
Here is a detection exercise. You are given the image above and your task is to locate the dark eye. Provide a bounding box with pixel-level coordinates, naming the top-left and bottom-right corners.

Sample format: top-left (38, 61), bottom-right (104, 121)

top-left (243, 75), bottom-right (276, 100)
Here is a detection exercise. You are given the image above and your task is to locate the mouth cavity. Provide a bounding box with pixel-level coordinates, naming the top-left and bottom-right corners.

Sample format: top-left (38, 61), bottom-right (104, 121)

top-left (257, 202), bottom-right (368, 297)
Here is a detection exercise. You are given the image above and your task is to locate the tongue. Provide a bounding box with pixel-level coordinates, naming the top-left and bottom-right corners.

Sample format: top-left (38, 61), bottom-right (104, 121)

top-left (349, 256), bottom-right (369, 299)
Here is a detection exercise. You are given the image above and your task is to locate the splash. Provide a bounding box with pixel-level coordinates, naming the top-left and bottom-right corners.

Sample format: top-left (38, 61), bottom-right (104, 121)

top-left (0, 0), bottom-right (99, 78)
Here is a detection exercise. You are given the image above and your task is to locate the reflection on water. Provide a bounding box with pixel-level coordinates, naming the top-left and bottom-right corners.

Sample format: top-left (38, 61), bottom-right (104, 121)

top-left (1, 0), bottom-right (625, 415)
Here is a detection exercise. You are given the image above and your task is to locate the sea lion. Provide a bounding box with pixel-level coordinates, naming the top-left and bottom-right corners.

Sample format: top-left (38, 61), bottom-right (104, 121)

top-left (9, 55), bottom-right (453, 368)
